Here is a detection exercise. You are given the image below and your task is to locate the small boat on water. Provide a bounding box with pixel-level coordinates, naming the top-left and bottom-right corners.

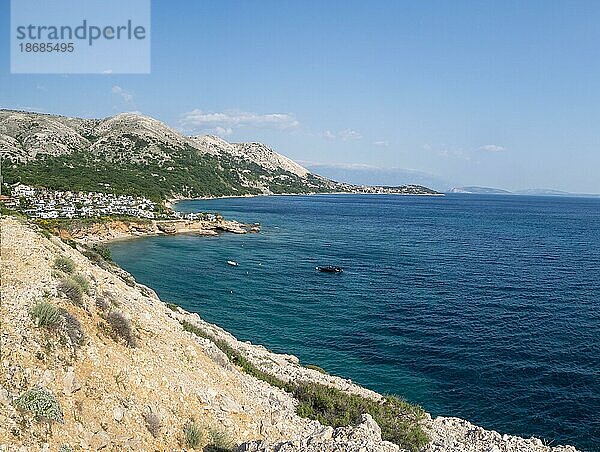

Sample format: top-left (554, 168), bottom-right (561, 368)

top-left (316, 266), bottom-right (343, 273)
top-left (227, 260), bottom-right (238, 266)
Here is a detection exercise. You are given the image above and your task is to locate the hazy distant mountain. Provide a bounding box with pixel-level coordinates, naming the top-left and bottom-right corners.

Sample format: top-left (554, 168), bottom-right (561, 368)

top-left (0, 109), bottom-right (438, 201)
top-left (449, 186), bottom-right (512, 194)
top-left (514, 188), bottom-right (571, 196)
top-left (303, 163), bottom-right (452, 192)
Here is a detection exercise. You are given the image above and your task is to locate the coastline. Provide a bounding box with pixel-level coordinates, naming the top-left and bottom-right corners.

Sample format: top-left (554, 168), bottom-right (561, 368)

top-left (0, 215), bottom-right (580, 451)
top-left (166, 191), bottom-right (445, 209)
top-left (49, 218), bottom-right (260, 244)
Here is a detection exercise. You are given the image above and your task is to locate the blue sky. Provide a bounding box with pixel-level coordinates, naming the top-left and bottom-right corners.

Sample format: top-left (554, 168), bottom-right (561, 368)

top-left (1, 0), bottom-right (600, 193)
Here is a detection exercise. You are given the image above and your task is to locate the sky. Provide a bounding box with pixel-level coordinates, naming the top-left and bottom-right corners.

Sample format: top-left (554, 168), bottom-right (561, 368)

top-left (1, 0), bottom-right (600, 193)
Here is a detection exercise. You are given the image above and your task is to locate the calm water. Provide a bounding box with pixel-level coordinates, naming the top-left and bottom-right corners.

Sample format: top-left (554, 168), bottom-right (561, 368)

top-left (110, 194), bottom-right (600, 450)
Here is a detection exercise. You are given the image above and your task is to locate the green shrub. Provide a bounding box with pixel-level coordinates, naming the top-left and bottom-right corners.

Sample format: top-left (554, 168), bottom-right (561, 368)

top-left (105, 311), bottom-right (137, 347)
top-left (180, 320), bottom-right (428, 451)
top-left (91, 243), bottom-right (112, 261)
top-left (53, 256), bottom-right (75, 274)
top-left (183, 419), bottom-right (202, 449)
top-left (165, 302), bottom-right (179, 311)
top-left (205, 428), bottom-right (234, 451)
top-left (58, 445), bottom-right (73, 452)
top-left (30, 301), bottom-right (60, 328)
top-left (292, 383), bottom-right (428, 451)
top-left (70, 273), bottom-right (90, 294)
top-left (58, 277), bottom-right (84, 305)
top-left (14, 388), bottom-right (64, 423)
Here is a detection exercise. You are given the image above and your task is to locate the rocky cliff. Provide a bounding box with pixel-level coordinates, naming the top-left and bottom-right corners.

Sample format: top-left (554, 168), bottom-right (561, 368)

top-left (0, 217), bottom-right (578, 451)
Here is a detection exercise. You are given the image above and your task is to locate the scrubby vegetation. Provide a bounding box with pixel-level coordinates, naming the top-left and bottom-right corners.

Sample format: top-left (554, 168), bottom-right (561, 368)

top-left (183, 419), bottom-right (202, 449)
top-left (58, 277), bottom-right (84, 305)
top-left (165, 301), bottom-right (179, 311)
top-left (105, 311), bottom-right (137, 347)
top-left (95, 296), bottom-right (109, 311)
top-left (293, 384), bottom-right (428, 450)
top-left (70, 273), bottom-right (90, 294)
top-left (205, 428), bottom-right (234, 451)
top-left (13, 388), bottom-right (64, 423)
top-left (305, 364), bottom-right (328, 374)
top-left (90, 243), bottom-right (112, 261)
top-left (143, 412), bottom-right (161, 438)
top-left (58, 309), bottom-right (85, 346)
top-left (53, 256), bottom-right (75, 273)
top-left (30, 301), bottom-right (60, 328)
top-left (181, 320), bottom-right (428, 451)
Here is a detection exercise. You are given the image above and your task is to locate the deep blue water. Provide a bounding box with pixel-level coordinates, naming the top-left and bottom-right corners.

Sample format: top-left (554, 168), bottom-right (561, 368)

top-left (109, 194), bottom-right (600, 451)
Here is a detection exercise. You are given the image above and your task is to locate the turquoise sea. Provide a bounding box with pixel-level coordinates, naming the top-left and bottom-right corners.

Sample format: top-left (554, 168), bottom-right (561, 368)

top-left (109, 194), bottom-right (600, 451)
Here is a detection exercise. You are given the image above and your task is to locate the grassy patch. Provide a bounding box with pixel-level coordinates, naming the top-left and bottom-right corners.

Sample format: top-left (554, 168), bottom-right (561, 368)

top-left (183, 419), bottom-right (202, 449)
top-left (292, 383), bottom-right (428, 451)
top-left (165, 301), bottom-right (179, 312)
top-left (58, 277), bottom-right (84, 306)
top-left (30, 301), bottom-right (60, 328)
top-left (205, 428), bottom-right (234, 451)
top-left (90, 243), bottom-right (112, 261)
top-left (53, 256), bottom-right (75, 274)
top-left (14, 388), bottom-right (64, 423)
top-left (70, 273), bottom-right (90, 294)
top-left (181, 320), bottom-right (428, 451)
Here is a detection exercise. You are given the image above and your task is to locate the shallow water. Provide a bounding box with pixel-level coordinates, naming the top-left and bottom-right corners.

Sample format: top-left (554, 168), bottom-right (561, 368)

top-left (110, 194), bottom-right (600, 450)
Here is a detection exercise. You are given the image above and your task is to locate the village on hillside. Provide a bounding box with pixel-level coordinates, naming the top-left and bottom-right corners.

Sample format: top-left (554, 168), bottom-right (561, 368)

top-left (0, 183), bottom-right (216, 221)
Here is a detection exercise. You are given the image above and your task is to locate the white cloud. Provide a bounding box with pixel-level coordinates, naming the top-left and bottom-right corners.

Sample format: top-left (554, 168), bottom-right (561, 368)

top-left (214, 126), bottom-right (233, 137)
top-left (478, 144), bottom-right (505, 152)
top-left (373, 140), bottom-right (389, 146)
top-left (180, 109), bottom-right (299, 134)
top-left (439, 149), bottom-right (471, 161)
top-left (111, 85), bottom-right (134, 104)
top-left (322, 129), bottom-right (362, 141)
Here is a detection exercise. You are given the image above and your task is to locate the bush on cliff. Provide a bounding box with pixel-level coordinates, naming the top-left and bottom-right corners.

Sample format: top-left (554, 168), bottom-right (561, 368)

top-left (105, 311), bottom-right (137, 347)
top-left (183, 419), bottom-right (201, 448)
top-left (53, 256), bottom-right (75, 274)
top-left (30, 301), bottom-right (60, 328)
top-left (58, 277), bottom-right (84, 306)
top-left (293, 383), bottom-right (428, 451)
top-left (14, 387), bottom-right (64, 423)
top-left (180, 320), bottom-right (429, 451)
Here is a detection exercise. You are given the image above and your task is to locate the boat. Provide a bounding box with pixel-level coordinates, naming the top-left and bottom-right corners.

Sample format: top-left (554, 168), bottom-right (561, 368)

top-left (227, 260), bottom-right (238, 266)
top-left (316, 266), bottom-right (343, 273)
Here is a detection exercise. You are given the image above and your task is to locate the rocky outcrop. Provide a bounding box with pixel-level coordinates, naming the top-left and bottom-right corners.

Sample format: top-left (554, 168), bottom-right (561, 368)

top-left (53, 218), bottom-right (258, 243)
top-left (237, 414), bottom-right (400, 452)
top-left (0, 217), bottom-right (580, 451)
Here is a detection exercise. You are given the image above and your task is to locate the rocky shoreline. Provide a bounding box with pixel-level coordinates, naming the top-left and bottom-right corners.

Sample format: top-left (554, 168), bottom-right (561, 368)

top-left (0, 216), bottom-right (580, 451)
top-left (49, 218), bottom-right (260, 243)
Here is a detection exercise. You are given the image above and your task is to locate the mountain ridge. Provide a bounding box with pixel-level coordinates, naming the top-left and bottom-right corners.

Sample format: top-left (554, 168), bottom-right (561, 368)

top-left (0, 109), bottom-right (438, 202)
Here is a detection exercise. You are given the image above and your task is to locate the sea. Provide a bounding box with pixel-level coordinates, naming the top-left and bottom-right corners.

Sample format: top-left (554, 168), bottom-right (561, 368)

top-left (109, 194), bottom-right (600, 451)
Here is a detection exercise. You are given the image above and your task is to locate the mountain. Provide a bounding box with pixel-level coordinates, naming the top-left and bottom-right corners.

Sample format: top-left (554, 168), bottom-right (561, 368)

top-left (0, 110), bottom-right (438, 201)
top-left (303, 163), bottom-right (453, 192)
top-left (0, 110), bottom-right (336, 201)
top-left (514, 188), bottom-right (571, 196)
top-left (449, 186), bottom-right (512, 195)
